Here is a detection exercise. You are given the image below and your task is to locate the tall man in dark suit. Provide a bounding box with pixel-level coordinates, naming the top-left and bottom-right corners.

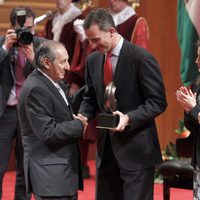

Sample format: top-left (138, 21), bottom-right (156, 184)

top-left (18, 40), bottom-right (87, 200)
top-left (0, 6), bottom-right (45, 200)
top-left (78, 8), bottom-right (167, 200)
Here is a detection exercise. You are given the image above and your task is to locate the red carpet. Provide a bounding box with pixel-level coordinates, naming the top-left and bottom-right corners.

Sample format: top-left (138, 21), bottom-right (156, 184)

top-left (2, 160), bottom-right (192, 200)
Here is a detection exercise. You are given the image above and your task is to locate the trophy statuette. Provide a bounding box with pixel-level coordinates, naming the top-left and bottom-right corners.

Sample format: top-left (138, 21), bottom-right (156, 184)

top-left (96, 82), bottom-right (119, 129)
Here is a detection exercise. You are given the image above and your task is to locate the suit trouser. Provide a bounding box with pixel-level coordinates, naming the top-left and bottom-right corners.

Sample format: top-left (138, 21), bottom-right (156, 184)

top-left (96, 134), bottom-right (155, 200)
top-left (0, 106), bottom-right (29, 200)
top-left (34, 193), bottom-right (77, 200)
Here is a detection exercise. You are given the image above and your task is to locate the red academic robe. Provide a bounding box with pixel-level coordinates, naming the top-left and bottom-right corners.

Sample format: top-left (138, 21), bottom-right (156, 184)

top-left (117, 14), bottom-right (149, 49)
top-left (44, 14), bottom-right (83, 65)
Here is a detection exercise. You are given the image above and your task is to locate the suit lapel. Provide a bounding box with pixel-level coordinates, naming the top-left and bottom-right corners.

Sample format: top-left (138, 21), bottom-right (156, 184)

top-left (58, 81), bottom-right (74, 117)
top-left (91, 53), bottom-right (105, 110)
top-left (34, 70), bottom-right (73, 115)
top-left (113, 40), bottom-right (131, 84)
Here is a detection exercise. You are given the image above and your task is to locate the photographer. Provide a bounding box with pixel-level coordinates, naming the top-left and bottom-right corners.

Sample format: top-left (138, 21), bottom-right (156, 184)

top-left (0, 6), bottom-right (45, 200)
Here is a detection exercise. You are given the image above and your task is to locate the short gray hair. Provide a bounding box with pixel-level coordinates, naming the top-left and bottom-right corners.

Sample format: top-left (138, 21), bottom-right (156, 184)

top-left (35, 40), bottom-right (64, 69)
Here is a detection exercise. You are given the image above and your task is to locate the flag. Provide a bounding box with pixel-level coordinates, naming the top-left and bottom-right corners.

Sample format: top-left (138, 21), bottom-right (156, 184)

top-left (177, 0), bottom-right (200, 86)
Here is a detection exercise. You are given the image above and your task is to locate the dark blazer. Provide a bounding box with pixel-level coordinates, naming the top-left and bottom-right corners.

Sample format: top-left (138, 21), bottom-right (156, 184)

top-left (17, 69), bottom-right (84, 196)
top-left (0, 36), bottom-right (45, 117)
top-left (184, 82), bottom-right (200, 167)
top-left (79, 39), bottom-right (167, 170)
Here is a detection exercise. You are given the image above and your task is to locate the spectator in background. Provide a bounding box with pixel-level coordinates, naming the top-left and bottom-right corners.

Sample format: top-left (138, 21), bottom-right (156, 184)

top-left (176, 40), bottom-right (200, 200)
top-left (0, 6), bottom-right (45, 200)
top-left (73, 0), bottom-right (149, 51)
top-left (108, 0), bottom-right (149, 48)
top-left (44, 0), bottom-right (83, 65)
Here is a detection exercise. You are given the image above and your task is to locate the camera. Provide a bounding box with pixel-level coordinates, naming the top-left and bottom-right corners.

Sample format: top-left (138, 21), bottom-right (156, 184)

top-left (15, 9), bottom-right (33, 45)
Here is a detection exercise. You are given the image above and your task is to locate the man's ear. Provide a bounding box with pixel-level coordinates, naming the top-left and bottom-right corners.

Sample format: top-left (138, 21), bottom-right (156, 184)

top-left (41, 57), bottom-right (51, 69)
top-left (109, 27), bottom-right (116, 37)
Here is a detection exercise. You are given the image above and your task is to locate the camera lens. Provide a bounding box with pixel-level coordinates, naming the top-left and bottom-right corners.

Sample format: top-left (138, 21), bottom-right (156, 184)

top-left (18, 29), bottom-right (33, 45)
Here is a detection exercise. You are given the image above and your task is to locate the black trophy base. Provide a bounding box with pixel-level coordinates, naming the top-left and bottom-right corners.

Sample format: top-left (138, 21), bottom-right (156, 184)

top-left (96, 113), bottom-right (119, 129)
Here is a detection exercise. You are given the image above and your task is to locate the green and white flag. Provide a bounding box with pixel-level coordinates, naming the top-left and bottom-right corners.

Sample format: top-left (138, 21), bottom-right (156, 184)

top-left (177, 0), bottom-right (200, 86)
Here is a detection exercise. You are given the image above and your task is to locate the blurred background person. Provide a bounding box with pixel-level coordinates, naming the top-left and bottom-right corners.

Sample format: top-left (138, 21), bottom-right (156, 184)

top-left (108, 0), bottom-right (149, 48)
top-left (0, 6), bottom-right (45, 200)
top-left (176, 40), bottom-right (200, 200)
top-left (44, 0), bottom-right (83, 65)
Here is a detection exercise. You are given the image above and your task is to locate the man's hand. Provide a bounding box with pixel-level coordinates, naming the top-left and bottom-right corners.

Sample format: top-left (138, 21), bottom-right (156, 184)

top-left (176, 86), bottom-right (196, 112)
top-left (74, 114), bottom-right (88, 133)
top-left (3, 29), bottom-right (17, 51)
top-left (112, 110), bottom-right (129, 132)
top-left (77, 113), bottom-right (88, 122)
top-left (20, 43), bottom-right (35, 62)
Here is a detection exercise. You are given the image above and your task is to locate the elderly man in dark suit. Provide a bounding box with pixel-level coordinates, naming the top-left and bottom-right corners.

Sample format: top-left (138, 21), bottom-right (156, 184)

top-left (78, 8), bottom-right (167, 200)
top-left (18, 40), bottom-right (87, 200)
top-left (0, 6), bottom-right (45, 200)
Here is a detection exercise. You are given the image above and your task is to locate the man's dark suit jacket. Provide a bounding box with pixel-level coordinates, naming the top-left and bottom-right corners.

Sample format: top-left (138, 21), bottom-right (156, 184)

top-left (18, 69), bottom-right (84, 196)
top-left (0, 36), bottom-right (45, 117)
top-left (79, 39), bottom-right (167, 170)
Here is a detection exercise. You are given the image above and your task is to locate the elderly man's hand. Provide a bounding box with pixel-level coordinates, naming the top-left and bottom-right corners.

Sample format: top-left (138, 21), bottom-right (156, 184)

top-left (75, 113), bottom-right (88, 134)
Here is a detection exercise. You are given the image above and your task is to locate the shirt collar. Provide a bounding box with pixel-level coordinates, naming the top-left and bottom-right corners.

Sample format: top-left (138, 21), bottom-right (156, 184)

top-left (111, 36), bottom-right (124, 57)
top-left (37, 68), bottom-right (60, 88)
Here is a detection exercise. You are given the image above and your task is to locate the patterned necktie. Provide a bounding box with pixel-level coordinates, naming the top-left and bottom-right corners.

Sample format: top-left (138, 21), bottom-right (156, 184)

top-left (104, 52), bottom-right (112, 86)
top-left (15, 48), bottom-right (25, 98)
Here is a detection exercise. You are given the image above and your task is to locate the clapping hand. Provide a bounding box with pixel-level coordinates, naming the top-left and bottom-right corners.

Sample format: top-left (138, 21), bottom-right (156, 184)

top-left (176, 86), bottom-right (197, 112)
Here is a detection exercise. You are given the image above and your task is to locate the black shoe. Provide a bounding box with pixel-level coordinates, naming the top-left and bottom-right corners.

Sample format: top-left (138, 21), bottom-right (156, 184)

top-left (82, 165), bottom-right (90, 179)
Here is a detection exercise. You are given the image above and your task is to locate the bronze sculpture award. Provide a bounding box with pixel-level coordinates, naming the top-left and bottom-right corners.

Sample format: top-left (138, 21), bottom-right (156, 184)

top-left (96, 82), bottom-right (119, 129)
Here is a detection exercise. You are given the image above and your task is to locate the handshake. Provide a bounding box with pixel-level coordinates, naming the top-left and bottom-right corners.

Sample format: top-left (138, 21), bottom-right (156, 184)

top-left (73, 113), bottom-right (88, 134)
